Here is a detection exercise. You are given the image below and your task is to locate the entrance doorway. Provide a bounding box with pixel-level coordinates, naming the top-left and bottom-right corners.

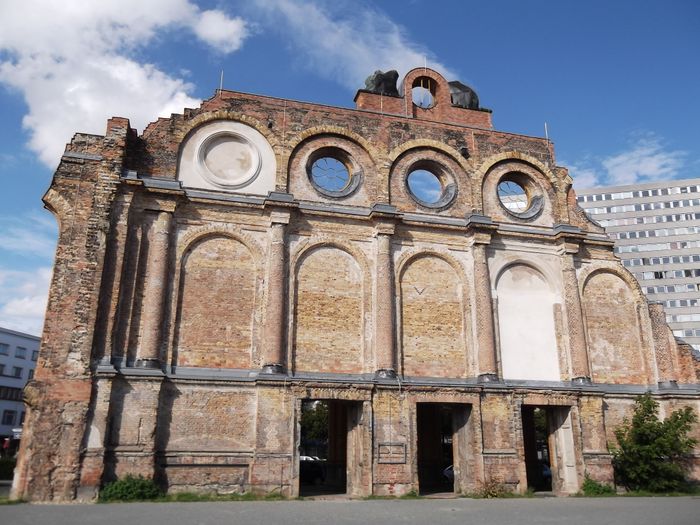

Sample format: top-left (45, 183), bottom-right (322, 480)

top-left (416, 403), bottom-right (471, 494)
top-left (299, 400), bottom-right (363, 497)
top-left (521, 405), bottom-right (579, 494)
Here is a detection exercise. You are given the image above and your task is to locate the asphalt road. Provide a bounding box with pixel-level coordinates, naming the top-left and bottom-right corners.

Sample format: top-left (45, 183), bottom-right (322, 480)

top-left (2, 497), bottom-right (700, 525)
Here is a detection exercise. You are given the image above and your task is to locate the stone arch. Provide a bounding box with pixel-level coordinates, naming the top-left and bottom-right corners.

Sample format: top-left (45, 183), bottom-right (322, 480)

top-left (43, 187), bottom-right (72, 233)
top-left (495, 263), bottom-right (560, 381)
top-left (292, 242), bottom-right (367, 374)
top-left (581, 269), bottom-right (648, 384)
top-left (173, 233), bottom-right (258, 369)
top-left (398, 251), bottom-right (468, 378)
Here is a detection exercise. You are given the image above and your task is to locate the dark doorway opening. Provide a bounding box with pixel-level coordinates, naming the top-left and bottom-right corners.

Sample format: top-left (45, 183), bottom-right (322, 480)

top-left (522, 406), bottom-right (553, 492)
top-left (416, 403), bottom-right (455, 494)
top-left (299, 400), bottom-right (350, 496)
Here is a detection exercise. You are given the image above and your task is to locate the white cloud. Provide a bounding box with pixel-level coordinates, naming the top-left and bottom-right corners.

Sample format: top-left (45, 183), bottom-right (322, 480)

top-left (0, 1), bottom-right (249, 167)
top-left (0, 267), bottom-right (52, 336)
top-left (569, 136), bottom-right (686, 190)
top-left (193, 9), bottom-right (249, 53)
top-left (250, 0), bottom-right (456, 90)
top-left (602, 137), bottom-right (685, 186)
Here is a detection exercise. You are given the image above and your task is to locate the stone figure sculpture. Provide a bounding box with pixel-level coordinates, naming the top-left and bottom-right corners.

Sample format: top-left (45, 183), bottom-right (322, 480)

top-left (449, 81), bottom-right (480, 109)
top-left (364, 70), bottom-right (400, 96)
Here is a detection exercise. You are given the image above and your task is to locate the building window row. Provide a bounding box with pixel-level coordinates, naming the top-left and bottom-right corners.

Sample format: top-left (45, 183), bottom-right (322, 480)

top-left (673, 328), bottom-right (700, 338)
top-left (667, 313), bottom-right (700, 323)
top-left (0, 386), bottom-right (23, 401)
top-left (635, 269), bottom-right (700, 280)
top-left (622, 254), bottom-right (700, 267)
top-left (599, 212), bottom-right (700, 227)
top-left (615, 240), bottom-right (700, 254)
top-left (0, 343), bottom-right (38, 360)
top-left (645, 284), bottom-right (698, 294)
top-left (0, 364), bottom-right (25, 378)
top-left (612, 225), bottom-right (700, 240)
top-left (578, 184), bottom-right (700, 203)
top-left (663, 299), bottom-right (700, 309)
top-left (585, 198), bottom-right (700, 215)
top-left (1, 409), bottom-right (24, 426)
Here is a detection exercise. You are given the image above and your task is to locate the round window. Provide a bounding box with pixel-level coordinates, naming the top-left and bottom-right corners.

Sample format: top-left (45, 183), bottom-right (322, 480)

top-left (497, 180), bottom-right (529, 213)
top-left (309, 156), bottom-right (350, 192)
top-left (407, 169), bottom-right (442, 204)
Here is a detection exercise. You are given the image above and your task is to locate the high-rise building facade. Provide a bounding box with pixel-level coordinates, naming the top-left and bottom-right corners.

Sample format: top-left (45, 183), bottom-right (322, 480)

top-left (0, 327), bottom-right (40, 448)
top-left (577, 178), bottom-right (700, 353)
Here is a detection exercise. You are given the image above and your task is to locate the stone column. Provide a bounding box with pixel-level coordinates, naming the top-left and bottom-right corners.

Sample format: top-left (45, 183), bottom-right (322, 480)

top-left (136, 209), bottom-right (173, 368)
top-left (560, 249), bottom-right (591, 383)
top-left (375, 229), bottom-right (396, 378)
top-left (473, 240), bottom-right (498, 382)
top-left (261, 218), bottom-right (288, 374)
top-left (648, 301), bottom-right (678, 388)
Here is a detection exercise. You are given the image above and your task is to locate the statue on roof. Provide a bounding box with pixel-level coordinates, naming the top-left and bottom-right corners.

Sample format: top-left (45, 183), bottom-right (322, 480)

top-left (364, 70), bottom-right (399, 96)
top-left (449, 81), bottom-right (480, 109)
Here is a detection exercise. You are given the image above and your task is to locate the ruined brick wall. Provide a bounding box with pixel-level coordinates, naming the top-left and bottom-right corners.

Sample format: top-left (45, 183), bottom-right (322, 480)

top-left (15, 67), bottom-right (699, 501)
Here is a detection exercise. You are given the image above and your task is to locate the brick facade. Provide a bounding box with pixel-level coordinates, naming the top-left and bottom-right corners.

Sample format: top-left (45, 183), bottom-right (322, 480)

top-left (12, 68), bottom-right (700, 501)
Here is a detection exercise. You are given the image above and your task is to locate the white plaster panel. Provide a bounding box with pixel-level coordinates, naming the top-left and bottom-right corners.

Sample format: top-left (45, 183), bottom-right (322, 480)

top-left (178, 121), bottom-right (276, 195)
top-left (496, 264), bottom-right (560, 381)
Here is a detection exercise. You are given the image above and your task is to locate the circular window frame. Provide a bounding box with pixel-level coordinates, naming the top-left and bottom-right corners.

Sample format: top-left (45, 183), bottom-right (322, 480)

top-left (404, 160), bottom-right (457, 210)
top-left (306, 147), bottom-right (363, 199)
top-left (195, 130), bottom-right (262, 189)
top-left (496, 172), bottom-right (544, 220)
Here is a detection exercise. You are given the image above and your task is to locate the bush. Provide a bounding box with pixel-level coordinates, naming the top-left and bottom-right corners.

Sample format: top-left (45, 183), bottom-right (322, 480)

top-left (581, 475), bottom-right (615, 496)
top-left (474, 479), bottom-right (511, 498)
top-left (99, 475), bottom-right (162, 502)
top-left (612, 393), bottom-right (697, 492)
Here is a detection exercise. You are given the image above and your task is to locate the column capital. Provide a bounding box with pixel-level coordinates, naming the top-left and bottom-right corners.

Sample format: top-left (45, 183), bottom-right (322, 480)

top-left (374, 221), bottom-right (396, 236)
top-left (268, 210), bottom-right (291, 226)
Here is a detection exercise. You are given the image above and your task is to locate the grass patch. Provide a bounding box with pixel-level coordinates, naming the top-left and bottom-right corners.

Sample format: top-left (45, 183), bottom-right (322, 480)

top-left (0, 497), bottom-right (25, 506)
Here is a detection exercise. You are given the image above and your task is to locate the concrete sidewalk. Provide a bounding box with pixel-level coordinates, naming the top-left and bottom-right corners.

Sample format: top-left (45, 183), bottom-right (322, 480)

top-left (1, 496), bottom-right (699, 525)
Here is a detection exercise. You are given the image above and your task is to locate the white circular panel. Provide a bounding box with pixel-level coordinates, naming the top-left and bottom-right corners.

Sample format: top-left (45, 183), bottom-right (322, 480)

top-left (197, 132), bottom-right (262, 188)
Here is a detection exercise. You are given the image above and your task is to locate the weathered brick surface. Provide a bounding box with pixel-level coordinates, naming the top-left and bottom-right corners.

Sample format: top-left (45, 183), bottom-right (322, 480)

top-left (293, 246), bottom-right (365, 374)
top-left (400, 255), bottom-right (466, 377)
top-left (176, 236), bottom-right (256, 369)
top-left (15, 68), bottom-right (699, 501)
top-left (582, 272), bottom-right (647, 384)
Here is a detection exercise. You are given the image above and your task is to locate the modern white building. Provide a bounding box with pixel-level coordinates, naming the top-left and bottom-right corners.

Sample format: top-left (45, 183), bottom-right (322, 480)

top-left (576, 178), bottom-right (700, 353)
top-left (0, 327), bottom-right (40, 443)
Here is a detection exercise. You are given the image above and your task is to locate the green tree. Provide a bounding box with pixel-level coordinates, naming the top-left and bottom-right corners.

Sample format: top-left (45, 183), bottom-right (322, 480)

top-left (612, 393), bottom-right (697, 492)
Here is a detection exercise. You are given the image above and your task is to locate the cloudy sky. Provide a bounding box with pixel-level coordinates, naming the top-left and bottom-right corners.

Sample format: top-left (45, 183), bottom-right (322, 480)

top-left (0, 0), bottom-right (698, 334)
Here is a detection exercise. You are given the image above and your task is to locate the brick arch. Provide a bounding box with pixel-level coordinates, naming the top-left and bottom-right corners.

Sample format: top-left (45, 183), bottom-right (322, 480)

top-left (477, 153), bottom-right (560, 225)
top-left (172, 232), bottom-right (260, 370)
top-left (493, 260), bottom-right (558, 295)
top-left (578, 264), bottom-right (647, 305)
top-left (291, 238), bottom-right (371, 281)
top-left (474, 151), bottom-right (557, 189)
top-left (291, 241), bottom-right (369, 375)
top-left (495, 263), bottom-right (560, 381)
top-left (397, 250), bottom-right (468, 378)
top-left (395, 248), bottom-right (467, 288)
top-left (177, 224), bottom-right (264, 267)
top-left (287, 125), bottom-right (383, 164)
top-left (580, 268), bottom-right (649, 384)
top-left (388, 145), bottom-right (473, 213)
top-left (174, 111), bottom-right (282, 151)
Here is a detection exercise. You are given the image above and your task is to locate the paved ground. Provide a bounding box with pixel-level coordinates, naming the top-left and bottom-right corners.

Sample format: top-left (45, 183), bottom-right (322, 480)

top-left (2, 497), bottom-right (699, 525)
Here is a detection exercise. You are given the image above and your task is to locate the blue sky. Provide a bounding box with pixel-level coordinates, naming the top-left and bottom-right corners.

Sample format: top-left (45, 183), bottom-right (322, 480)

top-left (0, 0), bottom-right (698, 334)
